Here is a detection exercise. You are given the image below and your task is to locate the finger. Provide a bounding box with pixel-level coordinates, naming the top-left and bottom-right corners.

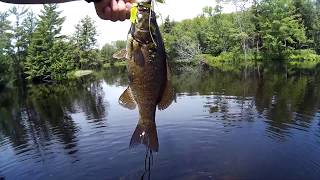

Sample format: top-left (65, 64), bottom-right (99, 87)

top-left (94, 0), bottom-right (111, 20)
top-left (94, 0), bottom-right (104, 19)
top-left (111, 0), bottom-right (119, 21)
top-left (125, 2), bottom-right (132, 19)
top-left (105, 6), bottom-right (112, 20)
top-left (118, 0), bottom-right (127, 21)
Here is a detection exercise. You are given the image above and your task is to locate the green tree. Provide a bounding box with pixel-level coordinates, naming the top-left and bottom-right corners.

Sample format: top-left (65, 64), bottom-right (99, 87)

top-left (257, 0), bottom-right (307, 58)
top-left (162, 16), bottom-right (175, 34)
top-left (0, 11), bottom-right (13, 87)
top-left (9, 6), bottom-right (29, 81)
top-left (73, 15), bottom-right (99, 69)
top-left (25, 4), bottom-right (65, 81)
top-left (163, 19), bottom-right (202, 61)
top-left (100, 43), bottom-right (116, 63)
top-left (316, 1), bottom-right (320, 53)
top-left (198, 8), bottom-right (235, 55)
top-left (100, 40), bottom-right (126, 64)
top-left (20, 11), bottom-right (37, 60)
top-left (251, 0), bottom-right (262, 58)
top-left (112, 40), bottom-right (126, 50)
top-left (49, 40), bottom-right (77, 80)
top-left (293, 0), bottom-right (320, 53)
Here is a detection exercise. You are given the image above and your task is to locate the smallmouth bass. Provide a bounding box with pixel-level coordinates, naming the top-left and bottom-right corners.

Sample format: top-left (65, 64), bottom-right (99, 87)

top-left (114, 0), bottom-right (174, 151)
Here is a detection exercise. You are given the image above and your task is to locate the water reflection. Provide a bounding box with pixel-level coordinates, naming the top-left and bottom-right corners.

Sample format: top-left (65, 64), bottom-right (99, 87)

top-left (130, 120), bottom-right (158, 180)
top-left (0, 66), bottom-right (320, 179)
top-left (0, 78), bottom-right (108, 158)
top-left (172, 68), bottom-right (320, 139)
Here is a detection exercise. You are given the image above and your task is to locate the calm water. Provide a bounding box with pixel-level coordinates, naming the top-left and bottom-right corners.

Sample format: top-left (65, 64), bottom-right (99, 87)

top-left (1, 67), bottom-right (320, 180)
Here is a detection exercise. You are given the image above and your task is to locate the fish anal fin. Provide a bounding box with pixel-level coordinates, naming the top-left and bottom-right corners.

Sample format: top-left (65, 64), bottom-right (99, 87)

top-left (113, 49), bottom-right (127, 60)
top-left (119, 87), bottom-right (136, 110)
top-left (158, 80), bottom-right (174, 111)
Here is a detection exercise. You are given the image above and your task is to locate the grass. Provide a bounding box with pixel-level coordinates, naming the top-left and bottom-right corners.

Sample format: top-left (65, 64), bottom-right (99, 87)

top-left (71, 70), bottom-right (94, 78)
top-left (103, 61), bottom-right (127, 68)
top-left (201, 49), bottom-right (320, 72)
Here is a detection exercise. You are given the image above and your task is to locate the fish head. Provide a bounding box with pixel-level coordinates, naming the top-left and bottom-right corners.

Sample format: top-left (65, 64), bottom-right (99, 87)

top-left (134, 0), bottom-right (155, 31)
top-left (130, 0), bottom-right (157, 44)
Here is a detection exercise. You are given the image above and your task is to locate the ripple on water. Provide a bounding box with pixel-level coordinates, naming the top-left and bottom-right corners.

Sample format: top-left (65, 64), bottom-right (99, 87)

top-left (0, 137), bottom-right (11, 150)
top-left (14, 143), bottom-right (33, 157)
top-left (262, 110), bottom-right (318, 141)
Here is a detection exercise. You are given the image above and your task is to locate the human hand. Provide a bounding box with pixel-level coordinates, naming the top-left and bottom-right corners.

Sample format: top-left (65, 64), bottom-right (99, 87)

top-left (94, 0), bottom-right (135, 21)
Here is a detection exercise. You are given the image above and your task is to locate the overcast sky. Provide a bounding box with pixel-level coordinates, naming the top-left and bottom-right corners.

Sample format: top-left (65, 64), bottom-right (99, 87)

top-left (0, 0), bottom-right (235, 47)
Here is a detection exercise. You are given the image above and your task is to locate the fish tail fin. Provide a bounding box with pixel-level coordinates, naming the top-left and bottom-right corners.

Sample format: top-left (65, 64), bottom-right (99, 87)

top-left (130, 120), bottom-right (159, 152)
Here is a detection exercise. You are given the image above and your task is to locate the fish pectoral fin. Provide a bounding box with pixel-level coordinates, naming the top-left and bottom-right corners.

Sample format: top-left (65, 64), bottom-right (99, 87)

top-left (119, 87), bottom-right (136, 110)
top-left (158, 80), bottom-right (175, 111)
top-left (133, 47), bottom-right (145, 66)
top-left (113, 49), bottom-right (127, 60)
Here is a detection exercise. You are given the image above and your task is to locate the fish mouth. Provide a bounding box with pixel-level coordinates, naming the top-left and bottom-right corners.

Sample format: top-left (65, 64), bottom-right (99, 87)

top-left (136, 0), bottom-right (152, 3)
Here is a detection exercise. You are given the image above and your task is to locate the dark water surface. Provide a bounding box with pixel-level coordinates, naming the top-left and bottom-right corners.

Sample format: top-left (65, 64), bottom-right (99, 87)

top-left (1, 68), bottom-right (320, 180)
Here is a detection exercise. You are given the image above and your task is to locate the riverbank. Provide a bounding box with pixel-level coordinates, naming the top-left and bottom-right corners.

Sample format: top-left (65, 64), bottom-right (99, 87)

top-left (180, 50), bottom-right (320, 75)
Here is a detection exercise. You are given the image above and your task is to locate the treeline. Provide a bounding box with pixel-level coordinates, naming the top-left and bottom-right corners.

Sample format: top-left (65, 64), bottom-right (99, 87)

top-left (0, 4), bottom-right (124, 88)
top-left (161, 0), bottom-right (320, 68)
top-left (1, 1), bottom-right (320, 87)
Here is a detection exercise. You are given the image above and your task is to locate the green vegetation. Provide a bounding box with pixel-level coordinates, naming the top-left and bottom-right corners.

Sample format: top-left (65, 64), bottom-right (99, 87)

top-left (0, 4), bottom-right (125, 88)
top-left (1, 0), bottom-right (320, 88)
top-left (0, 11), bottom-right (13, 88)
top-left (100, 40), bottom-right (126, 65)
top-left (73, 70), bottom-right (94, 78)
top-left (161, 0), bottom-right (320, 71)
top-left (103, 61), bottom-right (127, 68)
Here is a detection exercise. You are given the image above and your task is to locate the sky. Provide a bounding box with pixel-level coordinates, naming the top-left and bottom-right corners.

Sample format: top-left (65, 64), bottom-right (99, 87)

top-left (0, 0), bottom-right (235, 48)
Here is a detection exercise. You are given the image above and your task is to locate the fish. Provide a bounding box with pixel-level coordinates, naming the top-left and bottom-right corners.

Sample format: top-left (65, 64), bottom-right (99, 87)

top-left (114, 0), bottom-right (174, 152)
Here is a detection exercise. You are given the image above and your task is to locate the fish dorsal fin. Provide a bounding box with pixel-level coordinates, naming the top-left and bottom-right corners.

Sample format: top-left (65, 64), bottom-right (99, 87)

top-left (158, 65), bottom-right (174, 110)
top-left (113, 49), bottom-right (127, 60)
top-left (119, 87), bottom-right (136, 110)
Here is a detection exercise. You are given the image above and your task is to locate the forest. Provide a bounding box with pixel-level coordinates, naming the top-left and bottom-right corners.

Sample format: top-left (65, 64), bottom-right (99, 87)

top-left (0, 0), bottom-right (320, 88)
top-left (161, 0), bottom-right (320, 70)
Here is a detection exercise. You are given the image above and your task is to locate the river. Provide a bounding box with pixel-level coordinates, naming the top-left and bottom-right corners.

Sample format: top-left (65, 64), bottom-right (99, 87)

top-left (0, 67), bottom-right (320, 179)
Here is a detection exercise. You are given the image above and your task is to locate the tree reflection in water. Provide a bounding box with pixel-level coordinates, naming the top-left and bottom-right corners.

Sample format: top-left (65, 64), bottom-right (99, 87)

top-left (0, 65), bottom-right (319, 179)
top-left (172, 66), bottom-right (320, 140)
top-left (0, 77), bottom-right (108, 159)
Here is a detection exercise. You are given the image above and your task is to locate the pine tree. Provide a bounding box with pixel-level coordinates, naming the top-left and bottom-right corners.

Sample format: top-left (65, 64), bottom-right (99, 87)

top-left (0, 11), bottom-right (13, 86)
top-left (21, 11), bottom-right (37, 60)
top-left (163, 16), bottom-right (175, 34)
top-left (25, 4), bottom-right (65, 81)
top-left (73, 15), bottom-right (99, 69)
top-left (9, 6), bottom-right (29, 81)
